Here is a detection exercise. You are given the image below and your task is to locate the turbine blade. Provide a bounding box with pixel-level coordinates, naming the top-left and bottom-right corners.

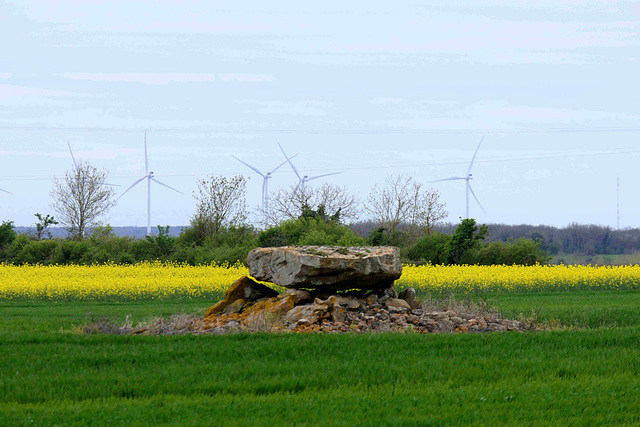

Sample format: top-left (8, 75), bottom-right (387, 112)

top-left (269, 153), bottom-right (298, 174)
top-left (278, 143), bottom-right (301, 179)
top-left (468, 185), bottom-right (487, 214)
top-left (0, 187), bottom-right (13, 195)
top-left (467, 136), bottom-right (485, 175)
top-left (233, 156), bottom-right (265, 177)
top-left (67, 141), bottom-right (78, 170)
top-left (117, 176), bottom-right (146, 200)
top-left (307, 172), bottom-right (342, 181)
top-left (144, 130), bottom-right (149, 174)
top-left (150, 176), bottom-right (184, 194)
top-left (429, 176), bottom-right (465, 183)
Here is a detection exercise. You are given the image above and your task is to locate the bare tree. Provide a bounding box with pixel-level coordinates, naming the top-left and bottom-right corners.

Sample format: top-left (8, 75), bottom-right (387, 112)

top-left (261, 182), bottom-right (360, 227)
top-left (50, 162), bottom-right (117, 240)
top-left (365, 174), bottom-right (447, 243)
top-left (191, 175), bottom-right (248, 241)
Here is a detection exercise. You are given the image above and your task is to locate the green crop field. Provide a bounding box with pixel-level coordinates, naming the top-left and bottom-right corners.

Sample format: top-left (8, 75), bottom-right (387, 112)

top-left (1, 292), bottom-right (640, 426)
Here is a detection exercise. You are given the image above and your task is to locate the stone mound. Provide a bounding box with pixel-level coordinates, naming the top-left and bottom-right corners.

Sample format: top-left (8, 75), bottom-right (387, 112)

top-left (195, 276), bottom-right (525, 334)
top-left (193, 246), bottom-right (527, 335)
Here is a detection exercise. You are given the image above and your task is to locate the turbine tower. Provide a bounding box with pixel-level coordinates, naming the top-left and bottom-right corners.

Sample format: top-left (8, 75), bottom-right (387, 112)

top-left (117, 131), bottom-right (183, 236)
top-left (431, 137), bottom-right (486, 219)
top-left (232, 152), bottom-right (296, 213)
top-left (278, 143), bottom-right (341, 194)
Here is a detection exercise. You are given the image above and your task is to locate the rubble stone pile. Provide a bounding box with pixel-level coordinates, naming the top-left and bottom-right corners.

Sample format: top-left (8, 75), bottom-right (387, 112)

top-left (195, 246), bottom-right (525, 334)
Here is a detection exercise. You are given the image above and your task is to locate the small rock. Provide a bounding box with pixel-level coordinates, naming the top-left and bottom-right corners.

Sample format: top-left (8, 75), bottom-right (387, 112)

top-left (398, 288), bottom-right (421, 310)
top-left (406, 315), bottom-right (420, 324)
top-left (346, 299), bottom-right (361, 310)
top-left (277, 288), bottom-right (313, 305)
top-left (385, 298), bottom-right (412, 313)
top-left (450, 316), bottom-right (463, 325)
top-left (221, 298), bottom-right (247, 315)
top-left (378, 287), bottom-right (398, 302)
top-left (372, 321), bottom-right (391, 332)
top-left (285, 300), bottom-right (329, 325)
top-left (328, 296), bottom-right (347, 322)
top-left (296, 318), bottom-right (312, 327)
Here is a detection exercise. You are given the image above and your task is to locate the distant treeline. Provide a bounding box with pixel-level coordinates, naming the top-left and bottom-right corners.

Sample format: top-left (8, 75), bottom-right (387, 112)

top-left (483, 223), bottom-right (640, 256)
top-left (14, 226), bottom-right (188, 240)
top-left (16, 221), bottom-right (639, 257)
top-left (5, 221), bottom-right (637, 267)
top-left (351, 221), bottom-right (640, 257)
top-left (0, 215), bottom-right (551, 267)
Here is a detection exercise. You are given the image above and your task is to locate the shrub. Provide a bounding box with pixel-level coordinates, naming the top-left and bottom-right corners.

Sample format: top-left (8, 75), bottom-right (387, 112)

top-left (0, 221), bottom-right (16, 250)
top-left (406, 232), bottom-right (451, 265)
top-left (259, 218), bottom-right (365, 248)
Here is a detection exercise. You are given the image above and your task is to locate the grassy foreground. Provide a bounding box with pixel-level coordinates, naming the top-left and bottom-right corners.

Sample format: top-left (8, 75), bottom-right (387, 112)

top-left (1, 293), bottom-right (640, 426)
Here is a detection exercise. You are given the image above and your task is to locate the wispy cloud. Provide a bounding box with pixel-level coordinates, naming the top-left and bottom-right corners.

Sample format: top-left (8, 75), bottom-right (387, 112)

top-left (0, 73), bottom-right (11, 79)
top-left (218, 74), bottom-right (275, 82)
top-left (0, 84), bottom-right (76, 98)
top-left (234, 100), bottom-right (333, 116)
top-left (57, 73), bottom-right (218, 85)
top-left (57, 73), bottom-right (275, 85)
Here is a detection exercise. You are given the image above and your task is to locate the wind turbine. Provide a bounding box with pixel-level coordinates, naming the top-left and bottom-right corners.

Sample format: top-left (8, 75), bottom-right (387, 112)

top-left (0, 187), bottom-right (11, 195)
top-left (278, 143), bottom-right (342, 194)
top-left (117, 131), bottom-right (183, 236)
top-left (431, 137), bottom-right (486, 219)
top-left (232, 152), bottom-right (297, 213)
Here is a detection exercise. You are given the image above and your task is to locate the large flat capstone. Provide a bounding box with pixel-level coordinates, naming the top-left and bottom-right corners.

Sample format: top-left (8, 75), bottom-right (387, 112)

top-left (247, 246), bottom-right (402, 291)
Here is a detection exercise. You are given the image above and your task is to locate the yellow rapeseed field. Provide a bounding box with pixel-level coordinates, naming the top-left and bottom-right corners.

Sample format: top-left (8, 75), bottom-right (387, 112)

top-left (1, 262), bottom-right (639, 301)
top-left (0, 261), bottom-right (250, 302)
top-left (397, 264), bottom-right (640, 294)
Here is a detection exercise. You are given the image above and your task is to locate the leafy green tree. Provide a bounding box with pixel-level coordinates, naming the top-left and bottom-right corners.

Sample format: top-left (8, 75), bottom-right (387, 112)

top-left (473, 238), bottom-right (551, 266)
top-left (258, 217), bottom-right (365, 248)
top-left (34, 213), bottom-right (58, 240)
top-left (88, 225), bottom-right (133, 264)
top-left (406, 232), bottom-right (451, 265)
top-left (448, 218), bottom-right (488, 265)
top-left (0, 220), bottom-right (16, 250)
top-left (366, 227), bottom-right (404, 247)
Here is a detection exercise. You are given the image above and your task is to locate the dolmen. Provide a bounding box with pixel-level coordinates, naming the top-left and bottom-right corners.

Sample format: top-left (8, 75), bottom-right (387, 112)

top-left (200, 246), bottom-right (524, 334)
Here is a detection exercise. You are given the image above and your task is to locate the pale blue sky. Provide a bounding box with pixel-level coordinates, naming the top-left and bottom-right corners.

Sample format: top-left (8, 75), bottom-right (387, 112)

top-left (1, 1), bottom-right (639, 228)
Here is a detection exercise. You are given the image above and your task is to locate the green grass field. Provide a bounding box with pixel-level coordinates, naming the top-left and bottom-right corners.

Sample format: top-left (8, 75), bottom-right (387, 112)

top-left (1, 292), bottom-right (640, 426)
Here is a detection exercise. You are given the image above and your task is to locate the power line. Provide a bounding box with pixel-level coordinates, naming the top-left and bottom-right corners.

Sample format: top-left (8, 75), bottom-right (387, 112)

top-left (2, 124), bottom-right (640, 134)
top-left (2, 147), bottom-right (638, 182)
